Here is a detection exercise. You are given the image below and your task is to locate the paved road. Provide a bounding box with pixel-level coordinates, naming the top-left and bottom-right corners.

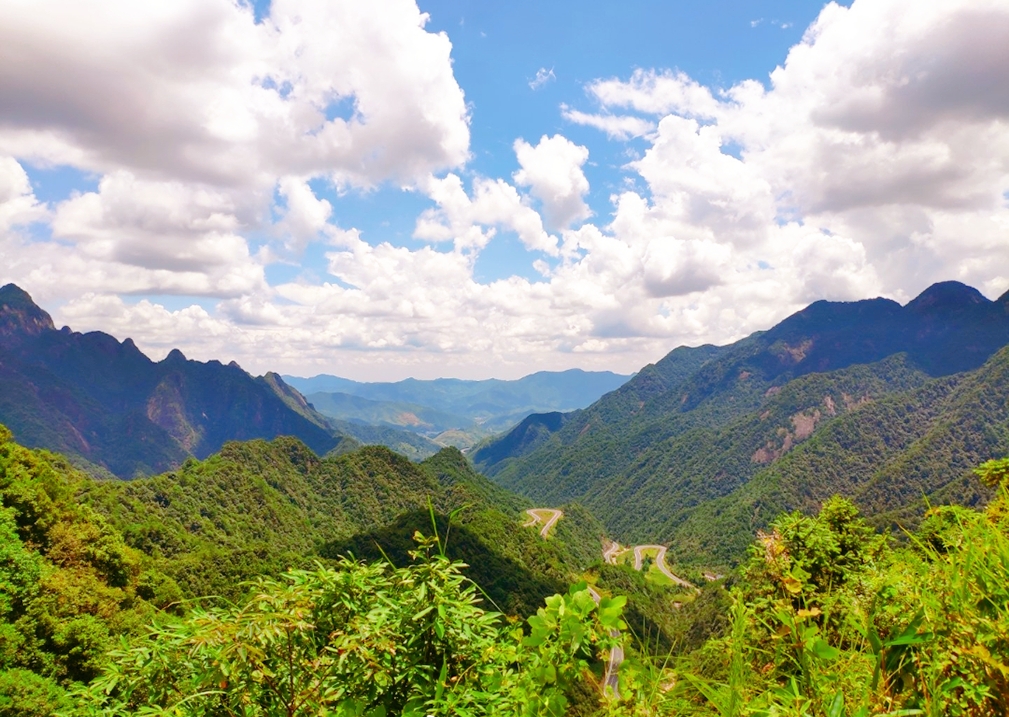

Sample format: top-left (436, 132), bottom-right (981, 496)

top-left (522, 508), bottom-right (563, 539)
top-left (524, 513), bottom-right (622, 697)
top-left (587, 585), bottom-right (622, 699)
top-left (632, 545), bottom-right (698, 591)
top-left (522, 515), bottom-right (702, 698)
top-left (602, 540), bottom-right (623, 565)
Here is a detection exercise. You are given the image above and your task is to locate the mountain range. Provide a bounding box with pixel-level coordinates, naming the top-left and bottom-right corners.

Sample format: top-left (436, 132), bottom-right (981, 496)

top-left (283, 369), bottom-right (632, 448)
top-left (0, 283), bottom-right (632, 475)
top-left (0, 283), bottom-right (356, 477)
top-left (476, 281), bottom-right (1009, 565)
top-left (5, 279), bottom-right (1009, 570)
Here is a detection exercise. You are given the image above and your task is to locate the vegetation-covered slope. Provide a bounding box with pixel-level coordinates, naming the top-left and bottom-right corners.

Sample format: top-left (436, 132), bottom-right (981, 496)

top-left (481, 282), bottom-right (1009, 565)
top-left (668, 344), bottom-right (1009, 564)
top-left (0, 425), bottom-right (173, 713)
top-left (66, 458), bottom-right (1009, 717)
top-left (0, 426), bottom-right (614, 711)
top-left (77, 435), bottom-right (605, 617)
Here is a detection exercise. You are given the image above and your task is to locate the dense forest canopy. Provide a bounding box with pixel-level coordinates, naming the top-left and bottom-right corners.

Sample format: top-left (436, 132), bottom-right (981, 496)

top-left (1, 422), bottom-right (1008, 715)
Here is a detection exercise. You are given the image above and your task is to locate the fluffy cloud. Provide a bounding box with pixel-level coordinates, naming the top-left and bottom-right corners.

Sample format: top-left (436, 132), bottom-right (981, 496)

top-left (414, 173), bottom-right (556, 254)
top-left (577, 0), bottom-right (1009, 302)
top-left (513, 135), bottom-right (592, 231)
top-left (0, 0), bottom-right (468, 307)
top-left (0, 157), bottom-right (46, 230)
top-left (275, 178), bottom-right (334, 251)
top-left (0, 0), bottom-right (469, 189)
top-left (3, 0), bottom-right (1009, 380)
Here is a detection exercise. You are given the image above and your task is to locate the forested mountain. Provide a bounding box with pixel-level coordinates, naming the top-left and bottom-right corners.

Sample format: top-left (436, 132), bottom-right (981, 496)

top-left (0, 284), bottom-right (356, 477)
top-left (285, 368), bottom-right (632, 443)
top-left (0, 425), bottom-right (616, 711)
top-left (481, 282), bottom-right (1009, 565)
top-left (76, 435), bottom-right (605, 615)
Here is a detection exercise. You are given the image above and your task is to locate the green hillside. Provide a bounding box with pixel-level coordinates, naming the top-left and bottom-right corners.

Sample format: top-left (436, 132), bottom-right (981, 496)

top-left (481, 283), bottom-right (1009, 566)
top-left (0, 425), bottom-right (172, 712)
top-left (668, 345), bottom-right (1009, 565)
top-left (77, 435), bottom-right (605, 616)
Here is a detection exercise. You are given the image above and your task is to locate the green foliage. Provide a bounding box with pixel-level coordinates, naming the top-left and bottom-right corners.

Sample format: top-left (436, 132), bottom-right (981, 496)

top-left (974, 457), bottom-right (1009, 489)
top-left (0, 669), bottom-right (71, 717)
top-left (659, 469), bottom-right (1009, 717)
top-left (0, 427), bottom-right (164, 702)
top-left (72, 537), bottom-right (624, 717)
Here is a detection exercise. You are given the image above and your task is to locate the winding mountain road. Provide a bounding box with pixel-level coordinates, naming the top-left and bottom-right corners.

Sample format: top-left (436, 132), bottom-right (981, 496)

top-left (632, 545), bottom-right (698, 591)
top-left (525, 511), bottom-right (621, 697)
top-left (522, 508), bottom-right (563, 538)
top-left (522, 512), bottom-right (701, 698)
top-left (602, 540), bottom-right (624, 565)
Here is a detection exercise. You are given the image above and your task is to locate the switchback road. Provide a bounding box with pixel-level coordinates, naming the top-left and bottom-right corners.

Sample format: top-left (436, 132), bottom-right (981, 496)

top-left (632, 545), bottom-right (697, 591)
top-left (522, 508), bottom-right (563, 538)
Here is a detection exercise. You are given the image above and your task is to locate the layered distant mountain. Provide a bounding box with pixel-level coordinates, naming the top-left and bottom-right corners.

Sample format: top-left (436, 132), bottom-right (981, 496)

top-left (478, 281), bottom-right (1009, 565)
top-left (283, 369), bottom-right (632, 448)
top-left (0, 284), bottom-right (356, 477)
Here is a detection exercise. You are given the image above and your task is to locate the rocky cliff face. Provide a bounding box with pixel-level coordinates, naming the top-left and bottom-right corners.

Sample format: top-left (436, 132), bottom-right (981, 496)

top-left (0, 284), bottom-right (55, 339)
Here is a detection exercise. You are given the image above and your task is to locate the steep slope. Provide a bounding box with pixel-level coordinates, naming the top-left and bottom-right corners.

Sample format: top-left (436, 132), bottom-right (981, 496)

top-left (475, 344), bottom-right (726, 494)
top-left (488, 283), bottom-right (1009, 507)
top-left (667, 344), bottom-right (1009, 564)
top-left (0, 284), bottom-right (345, 477)
top-left (582, 354), bottom-right (932, 541)
top-left (481, 282), bottom-right (1009, 565)
top-left (470, 411), bottom-right (574, 470)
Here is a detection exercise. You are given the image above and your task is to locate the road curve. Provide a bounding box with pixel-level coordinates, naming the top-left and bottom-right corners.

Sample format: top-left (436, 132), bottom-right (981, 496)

top-left (522, 508), bottom-right (563, 539)
top-left (587, 585), bottom-right (622, 699)
top-left (632, 545), bottom-right (698, 591)
top-left (602, 540), bottom-right (623, 565)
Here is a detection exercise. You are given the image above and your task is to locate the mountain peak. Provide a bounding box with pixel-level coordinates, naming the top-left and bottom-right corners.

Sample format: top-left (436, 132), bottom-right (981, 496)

top-left (905, 281), bottom-right (989, 313)
top-left (0, 284), bottom-right (55, 338)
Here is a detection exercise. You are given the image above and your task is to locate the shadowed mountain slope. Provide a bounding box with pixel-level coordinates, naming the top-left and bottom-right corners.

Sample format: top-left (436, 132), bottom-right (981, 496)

top-left (77, 435), bottom-right (605, 615)
top-left (0, 284), bottom-right (350, 477)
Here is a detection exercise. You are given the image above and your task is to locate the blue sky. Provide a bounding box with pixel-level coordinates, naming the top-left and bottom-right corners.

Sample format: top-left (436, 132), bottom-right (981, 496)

top-left (277, 0), bottom-right (835, 284)
top-left (0, 0), bottom-right (1007, 379)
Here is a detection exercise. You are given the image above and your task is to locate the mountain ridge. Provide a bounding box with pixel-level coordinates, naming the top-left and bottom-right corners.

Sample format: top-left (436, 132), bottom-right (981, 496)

top-left (480, 281), bottom-right (1009, 563)
top-left (0, 285), bottom-right (348, 477)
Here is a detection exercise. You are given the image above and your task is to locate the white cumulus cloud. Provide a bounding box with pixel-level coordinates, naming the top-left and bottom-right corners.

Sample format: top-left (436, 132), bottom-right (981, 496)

top-left (3, 0), bottom-right (1009, 380)
top-left (513, 135), bottom-right (592, 231)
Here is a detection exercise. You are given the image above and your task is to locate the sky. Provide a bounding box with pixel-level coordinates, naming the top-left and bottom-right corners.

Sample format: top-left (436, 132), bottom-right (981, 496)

top-left (1, 0), bottom-right (1008, 380)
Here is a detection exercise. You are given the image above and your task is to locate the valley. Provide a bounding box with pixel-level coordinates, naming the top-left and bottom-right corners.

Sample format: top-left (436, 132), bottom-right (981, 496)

top-left (2, 280), bottom-right (1009, 714)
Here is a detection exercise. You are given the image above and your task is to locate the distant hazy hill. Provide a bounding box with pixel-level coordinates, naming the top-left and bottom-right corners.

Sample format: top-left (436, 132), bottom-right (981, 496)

top-left (284, 368), bottom-right (632, 445)
top-left (0, 284), bottom-right (355, 477)
top-left (479, 282), bottom-right (1009, 564)
top-left (309, 391), bottom-right (477, 435)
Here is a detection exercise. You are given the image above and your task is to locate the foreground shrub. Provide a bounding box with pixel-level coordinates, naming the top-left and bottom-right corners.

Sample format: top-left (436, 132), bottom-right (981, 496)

top-left (70, 533), bottom-right (627, 717)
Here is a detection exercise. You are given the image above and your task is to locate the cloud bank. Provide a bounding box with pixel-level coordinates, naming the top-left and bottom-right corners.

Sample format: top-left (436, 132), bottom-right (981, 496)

top-left (1, 0), bottom-right (1007, 379)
